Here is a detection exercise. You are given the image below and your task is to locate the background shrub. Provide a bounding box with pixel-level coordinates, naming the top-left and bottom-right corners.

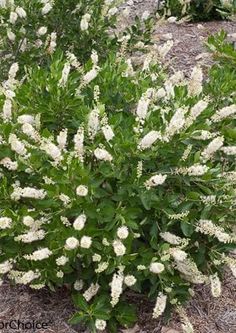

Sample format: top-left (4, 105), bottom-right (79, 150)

top-left (160, 0), bottom-right (236, 21)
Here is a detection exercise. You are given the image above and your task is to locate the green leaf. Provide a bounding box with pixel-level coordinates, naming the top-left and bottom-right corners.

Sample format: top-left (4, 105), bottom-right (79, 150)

top-left (72, 294), bottom-right (88, 311)
top-left (181, 221), bottom-right (194, 237)
top-left (140, 192), bottom-right (151, 210)
top-left (115, 303), bottom-right (137, 328)
top-left (69, 312), bottom-right (85, 325)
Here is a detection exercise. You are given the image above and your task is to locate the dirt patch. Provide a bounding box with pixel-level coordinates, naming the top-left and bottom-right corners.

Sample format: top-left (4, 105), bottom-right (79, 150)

top-left (153, 20), bottom-right (236, 74)
top-left (1, 270), bottom-right (235, 332)
top-left (0, 281), bottom-right (78, 333)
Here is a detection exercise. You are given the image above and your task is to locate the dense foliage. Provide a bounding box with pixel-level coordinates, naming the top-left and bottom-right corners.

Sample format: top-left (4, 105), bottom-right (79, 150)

top-left (0, 0), bottom-right (155, 79)
top-left (0, 1), bottom-right (236, 333)
top-left (160, 0), bottom-right (236, 21)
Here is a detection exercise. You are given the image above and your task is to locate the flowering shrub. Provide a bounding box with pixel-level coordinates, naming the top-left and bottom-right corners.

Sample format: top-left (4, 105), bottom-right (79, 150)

top-left (159, 0), bottom-right (236, 21)
top-left (0, 37), bottom-right (236, 332)
top-left (0, 0), bottom-right (155, 80)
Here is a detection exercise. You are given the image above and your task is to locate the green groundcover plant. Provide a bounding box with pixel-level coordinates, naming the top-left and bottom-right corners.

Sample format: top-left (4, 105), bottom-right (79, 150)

top-left (159, 0), bottom-right (236, 21)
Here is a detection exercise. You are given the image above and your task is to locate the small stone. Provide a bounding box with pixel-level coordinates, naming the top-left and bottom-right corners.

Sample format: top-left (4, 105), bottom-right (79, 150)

top-left (122, 324), bottom-right (140, 333)
top-left (195, 52), bottom-right (209, 60)
top-left (160, 33), bottom-right (173, 41)
top-left (197, 24), bottom-right (205, 30)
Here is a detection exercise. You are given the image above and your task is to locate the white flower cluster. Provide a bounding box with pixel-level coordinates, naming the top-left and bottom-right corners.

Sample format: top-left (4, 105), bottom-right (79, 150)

top-left (110, 272), bottom-right (124, 307)
top-left (65, 237), bottom-right (79, 250)
top-left (66, 51), bottom-right (81, 69)
top-left (76, 185), bottom-right (88, 197)
top-left (157, 40), bottom-right (174, 59)
top-left (150, 262), bottom-right (165, 274)
top-left (223, 256), bottom-right (236, 278)
top-left (56, 256), bottom-right (69, 266)
top-left (169, 248), bottom-right (188, 261)
top-left (0, 217), bottom-right (12, 229)
top-left (88, 107), bottom-right (100, 139)
top-left (59, 193), bottom-right (71, 206)
top-left (11, 270), bottom-right (40, 285)
top-left (14, 230), bottom-right (45, 243)
top-left (80, 235), bottom-right (92, 249)
top-left (94, 147), bottom-right (113, 162)
top-left (164, 107), bottom-right (187, 140)
top-left (58, 63), bottom-right (71, 88)
top-left (174, 257), bottom-right (206, 284)
top-left (95, 262), bottom-right (109, 273)
top-left (83, 283), bottom-right (100, 302)
top-left (73, 214), bottom-right (86, 231)
top-left (124, 275), bottom-right (136, 287)
top-left (192, 130), bottom-right (217, 140)
top-left (200, 195), bottom-right (216, 205)
top-left (47, 32), bottom-right (57, 54)
top-left (0, 260), bottom-right (13, 274)
top-left (101, 115), bottom-right (114, 142)
top-left (181, 144), bottom-right (192, 161)
top-left (145, 174), bottom-right (167, 189)
top-left (138, 130), bottom-right (161, 150)
top-left (41, 1), bottom-right (53, 15)
top-left (177, 306), bottom-right (194, 333)
top-left (73, 126), bottom-right (84, 161)
top-left (95, 319), bottom-right (107, 331)
top-left (21, 123), bottom-right (40, 142)
top-left (221, 146), bottom-right (236, 155)
top-left (24, 248), bottom-right (52, 261)
top-left (187, 164), bottom-right (209, 176)
top-left (168, 211), bottom-right (189, 220)
top-left (136, 160), bottom-right (143, 178)
top-left (188, 65), bottom-right (203, 97)
top-left (211, 104), bottom-right (236, 122)
top-left (82, 67), bottom-right (99, 86)
top-left (152, 292), bottom-right (167, 319)
top-left (117, 226), bottom-right (129, 239)
top-left (9, 134), bottom-right (27, 156)
top-left (11, 186), bottom-right (46, 201)
top-left (74, 279), bottom-right (84, 291)
top-left (80, 13), bottom-right (91, 31)
top-left (201, 136), bottom-right (224, 161)
top-left (209, 273), bottom-right (221, 298)
top-left (40, 139), bottom-right (62, 163)
top-left (160, 232), bottom-right (185, 245)
top-left (185, 100), bottom-right (208, 128)
top-left (113, 240), bottom-right (126, 256)
top-left (196, 219), bottom-right (234, 243)
top-left (136, 91), bottom-right (152, 120)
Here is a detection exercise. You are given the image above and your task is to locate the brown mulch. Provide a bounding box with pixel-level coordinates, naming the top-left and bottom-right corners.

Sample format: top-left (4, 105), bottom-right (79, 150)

top-left (0, 282), bottom-right (78, 333)
top-left (0, 269), bottom-right (235, 333)
top-left (1, 17), bottom-right (236, 333)
top-left (153, 20), bottom-right (236, 74)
